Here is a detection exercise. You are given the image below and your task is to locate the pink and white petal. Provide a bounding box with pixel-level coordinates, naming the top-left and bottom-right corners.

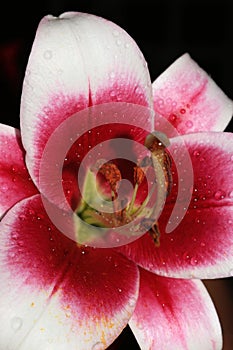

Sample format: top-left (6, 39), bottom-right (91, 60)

top-left (20, 12), bottom-right (153, 187)
top-left (0, 124), bottom-right (38, 217)
top-left (152, 53), bottom-right (233, 137)
top-left (118, 132), bottom-right (233, 279)
top-left (0, 195), bottom-right (139, 350)
top-left (37, 104), bottom-right (153, 211)
top-left (129, 269), bottom-right (222, 350)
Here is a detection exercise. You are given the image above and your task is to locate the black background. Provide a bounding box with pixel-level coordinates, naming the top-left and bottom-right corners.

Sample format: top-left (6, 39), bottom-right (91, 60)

top-left (0, 0), bottom-right (232, 349)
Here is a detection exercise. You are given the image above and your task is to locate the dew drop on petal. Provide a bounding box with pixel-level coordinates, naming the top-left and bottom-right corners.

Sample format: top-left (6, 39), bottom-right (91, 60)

top-left (28, 209), bottom-right (35, 216)
top-left (183, 252), bottom-right (190, 260)
top-left (19, 214), bottom-right (27, 221)
top-left (190, 257), bottom-right (198, 266)
top-left (110, 90), bottom-right (116, 97)
top-left (193, 150), bottom-right (200, 157)
top-left (0, 184), bottom-right (8, 193)
top-left (11, 317), bottom-right (23, 331)
top-left (128, 296), bottom-right (137, 308)
top-left (228, 191), bottom-right (233, 198)
top-left (169, 113), bottom-right (177, 121)
top-left (137, 322), bottom-right (144, 330)
top-left (214, 190), bottom-right (226, 200)
top-left (185, 120), bottom-right (193, 128)
top-left (43, 50), bottom-right (52, 60)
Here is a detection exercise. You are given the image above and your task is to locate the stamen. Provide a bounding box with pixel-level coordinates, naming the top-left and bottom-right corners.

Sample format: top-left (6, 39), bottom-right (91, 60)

top-left (134, 166), bottom-right (145, 185)
top-left (98, 162), bottom-right (122, 196)
top-left (145, 131), bottom-right (173, 197)
top-left (140, 218), bottom-right (161, 246)
top-left (128, 157), bottom-right (150, 214)
top-left (128, 182), bottom-right (139, 214)
top-left (149, 222), bottom-right (161, 247)
top-left (132, 181), bottom-right (157, 218)
top-left (145, 131), bottom-right (170, 151)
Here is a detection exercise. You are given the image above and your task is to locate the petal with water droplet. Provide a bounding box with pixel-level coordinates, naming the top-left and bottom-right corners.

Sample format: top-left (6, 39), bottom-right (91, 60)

top-left (20, 12), bottom-right (153, 190)
top-left (152, 53), bottom-right (233, 137)
top-left (0, 124), bottom-right (38, 218)
top-left (0, 195), bottom-right (139, 349)
top-left (118, 132), bottom-right (233, 279)
top-left (129, 269), bottom-right (222, 350)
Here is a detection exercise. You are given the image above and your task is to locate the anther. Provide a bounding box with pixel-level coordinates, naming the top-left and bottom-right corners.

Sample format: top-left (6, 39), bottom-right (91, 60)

top-left (145, 131), bottom-right (170, 151)
top-left (134, 166), bottom-right (145, 186)
top-left (98, 162), bottom-right (122, 196)
top-left (140, 218), bottom-right (161, 246)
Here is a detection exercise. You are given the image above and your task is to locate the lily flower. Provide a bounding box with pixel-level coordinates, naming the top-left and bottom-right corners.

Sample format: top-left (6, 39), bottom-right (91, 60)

top-left (0, 12), bottom-right (233, 350)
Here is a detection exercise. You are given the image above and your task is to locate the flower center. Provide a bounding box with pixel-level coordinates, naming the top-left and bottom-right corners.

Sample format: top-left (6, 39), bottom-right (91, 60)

top-left (75, 131), bottom-right (172, 248)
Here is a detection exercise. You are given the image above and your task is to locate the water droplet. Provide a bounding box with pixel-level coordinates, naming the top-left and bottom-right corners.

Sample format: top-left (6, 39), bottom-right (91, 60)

top-left (190, 257), bottom-right (198, 266)
top-left (169, 113), bottom-right (177, 121)
top-left (229, 268), bottom-right (233, 276)
top-left (11, 166), bottom-right (18, 173)
top-left (193, 150), bottom-right (200, 157)
top-left (185, 120), bottom-right (193, 128)
top-left (183, 252), bottom-right (190, 260)
top-left (28, 209), bottom-right (35, 216)
top-left (214, 190), bottom-right (226, 200)
top-left (116, 39), bottom-right (121, 46)
top-left (228, 191), bottom-right (233, 198)
top-left (118, 288), bottom-right (122, 293)
top-left (110, 90), bottom-right (116, 97)
top-left (43, 50), bottom-right (52, 60)
top-left (200, 242), bottom-right (206, 247)
top-left (137, 322), bottom-right (144, 330)
top-left (0, 184), bottom-right (8, 192)
top-left (157, 98), bottom-right (164, 106)
top-left (180, 108), bottom-right (186, 114)
top-left (11, 317), bottom-right (23, 331)
top-left (92, 342), bottom-right (104, 350)
top-left (128, 296), bottom-right (137, 307)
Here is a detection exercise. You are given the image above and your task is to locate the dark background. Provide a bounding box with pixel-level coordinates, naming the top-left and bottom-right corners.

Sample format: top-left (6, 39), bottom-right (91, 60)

top-left (0, 0), bottom-right (232, 349)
